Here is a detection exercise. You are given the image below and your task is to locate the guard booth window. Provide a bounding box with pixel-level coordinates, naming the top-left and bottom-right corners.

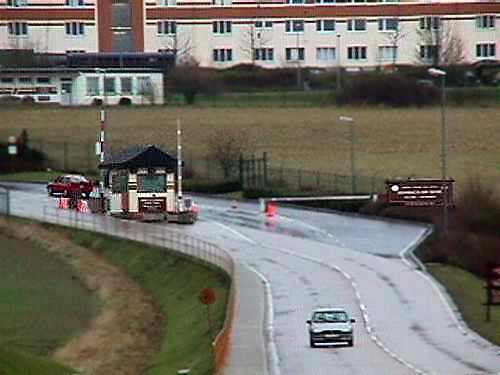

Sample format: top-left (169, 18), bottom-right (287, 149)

top-left (137, 174), bottom-right (166, 193)
top-left (112, 174), bottom-right (128, 193)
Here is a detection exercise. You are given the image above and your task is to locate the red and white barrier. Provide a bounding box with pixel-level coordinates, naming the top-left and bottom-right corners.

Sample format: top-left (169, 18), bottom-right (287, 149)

top-left (58, 197), bottom-right (70, 209)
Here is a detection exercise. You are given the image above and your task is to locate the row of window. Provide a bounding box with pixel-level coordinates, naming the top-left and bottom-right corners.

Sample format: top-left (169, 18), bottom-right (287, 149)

top-left (7, 21), bottom-right (86, 36)
top-left (0, 76), bottom-right (52, 84)
top-left (212, 43), bottom-right (497, 63)
top-left (6, 0), bottom-right (85, 6)
top-left (86, 76), bottom-right (153, 96)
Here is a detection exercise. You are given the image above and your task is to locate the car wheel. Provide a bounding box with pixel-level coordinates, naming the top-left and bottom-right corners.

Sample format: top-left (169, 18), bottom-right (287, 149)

top-left (309, 336), bottom-right (316, 348)
top-left (47, 187), bottom-right (53, 196)
top-left (347, 339), bottom-right (354, 347)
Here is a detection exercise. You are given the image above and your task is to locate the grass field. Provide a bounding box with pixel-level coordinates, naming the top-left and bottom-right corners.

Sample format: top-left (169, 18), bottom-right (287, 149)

top-left (0, 346), bottom-right (74, 375)
top-left (0, 233), bottom-right (100, 356)
top-left (427, 264), bottom-right (500, 346)
top-left (1, 106), bottom-right (500, 190)
top-left (61, 227), bottom-right (230, 375)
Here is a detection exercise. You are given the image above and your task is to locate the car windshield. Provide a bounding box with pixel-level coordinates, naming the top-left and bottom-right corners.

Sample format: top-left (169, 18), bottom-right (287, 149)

top-left (69, 176), bottom-right (88, 183)
top-left (313, 311), bottom-right (348, 323)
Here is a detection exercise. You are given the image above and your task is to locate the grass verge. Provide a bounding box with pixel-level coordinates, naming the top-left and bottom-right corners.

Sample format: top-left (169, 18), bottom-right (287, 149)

top-left (0, 170), bottom-right (64, 183)
top-left (0, 233), bottom-right (100, 356)
top-left (427, 263), bottom-right (500, 346)
top-left (0, 346), bottom-right (74, 375)
top-left (55, 225), bottom-right (230, 375)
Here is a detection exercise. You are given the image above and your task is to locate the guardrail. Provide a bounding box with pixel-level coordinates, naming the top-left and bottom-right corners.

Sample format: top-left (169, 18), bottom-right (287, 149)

top-left (42, 205), bottom-right (236, 374)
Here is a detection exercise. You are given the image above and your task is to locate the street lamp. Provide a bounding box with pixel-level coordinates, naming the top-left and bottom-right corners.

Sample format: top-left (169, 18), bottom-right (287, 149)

top-left (428, 67), bottom-right (448, 234)
top-left (339, 116), bottom-right (356, 193)
top-left (336, 34), bottom-right (342, 92)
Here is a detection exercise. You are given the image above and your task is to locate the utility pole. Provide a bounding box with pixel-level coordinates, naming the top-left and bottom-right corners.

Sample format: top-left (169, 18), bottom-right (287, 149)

top-left (177, 118), bottom-right (184, 213)
top-left (336, 34), bottom-right (342, 92)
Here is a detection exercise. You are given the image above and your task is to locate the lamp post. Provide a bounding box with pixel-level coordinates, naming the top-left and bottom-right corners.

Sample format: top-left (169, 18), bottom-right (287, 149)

top-left (428, 67), bottom-right (448, 234)
top-left (339, 116), bottom-right (356, 193)
top-left (336, 34), bottom-right (342, 92)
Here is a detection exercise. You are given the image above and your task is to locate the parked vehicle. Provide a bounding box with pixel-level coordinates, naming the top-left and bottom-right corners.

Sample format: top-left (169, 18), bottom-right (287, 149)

top-left (47, 175), bottom-right (93, 197)
top-left (307, 307), bottom-right (356, 347)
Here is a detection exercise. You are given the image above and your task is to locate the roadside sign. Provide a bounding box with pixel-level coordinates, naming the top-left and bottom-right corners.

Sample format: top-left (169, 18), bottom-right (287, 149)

top-left (385, 179), bottom-right (454, 207)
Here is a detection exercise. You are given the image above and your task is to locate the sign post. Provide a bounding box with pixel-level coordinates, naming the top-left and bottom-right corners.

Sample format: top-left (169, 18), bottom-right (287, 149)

top-left (485, 263), bottom-right (500, 322)
top-left (199, 288), bottom-right (216, 339)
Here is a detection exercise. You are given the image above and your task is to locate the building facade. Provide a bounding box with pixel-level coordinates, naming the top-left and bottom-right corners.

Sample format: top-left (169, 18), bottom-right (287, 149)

top-left (0, 0), bottom-right (499, 69)
top-left (0, 67), bottom-right (165, 105)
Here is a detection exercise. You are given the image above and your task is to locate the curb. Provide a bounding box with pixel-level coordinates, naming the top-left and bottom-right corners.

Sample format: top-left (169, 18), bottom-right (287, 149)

top-left (400, 226), bottom-right (500, 356)
top-left (246, 265), bottom-right (281, 375)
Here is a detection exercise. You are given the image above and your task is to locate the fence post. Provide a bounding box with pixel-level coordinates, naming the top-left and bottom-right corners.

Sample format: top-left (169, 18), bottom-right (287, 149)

top-left (63, 142), bottom-right (68, 171)
top-left (263, 152), bottom-right (268, 186)
top-left (239, 155), bottom-right (244, 188)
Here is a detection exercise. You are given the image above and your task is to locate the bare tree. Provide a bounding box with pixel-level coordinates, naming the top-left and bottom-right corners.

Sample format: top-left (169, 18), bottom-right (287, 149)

top-left (384, 21), bottom-right (408, 66)
top-left (159, 23), bottom-right (193, 64)
top-left (239, 22), bottom-right (271, 65)
top-left (416, 18), bottom-right (466, 66)
top-left (208, 129), bottom-right (253, 180)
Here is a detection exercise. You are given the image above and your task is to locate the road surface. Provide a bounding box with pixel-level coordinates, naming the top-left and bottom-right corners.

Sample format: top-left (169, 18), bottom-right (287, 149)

top-left (4, 183), bottom-right (500, 375)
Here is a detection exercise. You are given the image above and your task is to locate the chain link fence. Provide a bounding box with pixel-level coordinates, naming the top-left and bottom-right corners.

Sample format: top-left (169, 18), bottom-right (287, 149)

top-left (41, 205), bottom-right (235, 374)
top-left (0, 185), bottom-right (9, 215)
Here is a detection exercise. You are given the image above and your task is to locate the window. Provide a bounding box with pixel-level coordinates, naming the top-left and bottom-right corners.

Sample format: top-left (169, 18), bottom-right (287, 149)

top-left (378, 18), bottom-right (398, 31)
top-left (157, 21), bottom-right (176, 35)
top-left (0, 77), bottom-right (14, 83)
top-left (288, 0), bottom-right (305, 3)
top-left (285, 47), bottom-right (305, 61)
top-left (285, 20), bottom-right (304, 33)
top-left (476, 15), bottom-right (495, 29)
top-left (316, 0), bottom-right (336, 4)
top-left (7, 0), bottom-right (27, 7)
top-left (316, 19), bottom-right (336, 32)
top-left (213, 49), bottom-right (233, 62)
top-left (104, 77), bottom-right (116, 94)
top-left (419, 16), bottom-right (440, 30)
top-left (254, 48), bottom-right (274, 61)
top-left (137, 77), bottom-right (153, 95)
top-left (347, 46), bottom-right (367, 60)
top-left (121, 77), bottom-right (132, 94)
top-left (159, 0), bottom-right (176, 6)
top-left (378, 46), bottom-right (397, 61)
top-left (137, 174), bottom-right (166, 193)
top-left (66, 49), bottom-right (86, 53)
top-left (65, 0), bottom-right (84, 6)
top-left (420, 45), bottom-right (438, 60)
top-left (476, 43), bottom-right (496, 58)
top-left (19, 77), bottom-right (32, 84)
top-left (255, 20), bottom-right (273, 29)
top-left (36, 77), bottom-right (50, 83)
top-left (65, 22), bottom-right (85, 35)
top-left (316, 47), bottom-right (336, 62)
top-left (213, 20), bottom-right (232, 34)
top-left (8, 22), bottom-right (28, 36)
top-left (87, 77), bottom-right (99, 95)
top-left (347, 19), bottom-right (366, 31)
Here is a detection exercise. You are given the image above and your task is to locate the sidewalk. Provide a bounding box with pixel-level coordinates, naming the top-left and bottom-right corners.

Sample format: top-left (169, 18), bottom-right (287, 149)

top-left (223, 263), bottom-right (270, 375)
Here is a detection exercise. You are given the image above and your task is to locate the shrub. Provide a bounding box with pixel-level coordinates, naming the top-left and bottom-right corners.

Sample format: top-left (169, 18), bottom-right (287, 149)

top-left (118, 97), bottom-right (132, 106)
top-left (338, 73), bottom-right (439, 107)
top-left (184, 180), bottom-right (241, 194)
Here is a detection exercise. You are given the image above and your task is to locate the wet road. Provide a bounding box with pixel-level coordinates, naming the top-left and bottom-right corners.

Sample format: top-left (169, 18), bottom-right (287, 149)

top-left (4, 183), bottom-right (500, 375)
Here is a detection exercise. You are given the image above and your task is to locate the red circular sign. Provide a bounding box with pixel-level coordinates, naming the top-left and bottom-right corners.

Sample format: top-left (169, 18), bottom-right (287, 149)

top-left (199, 288), bottom-right (216, 305)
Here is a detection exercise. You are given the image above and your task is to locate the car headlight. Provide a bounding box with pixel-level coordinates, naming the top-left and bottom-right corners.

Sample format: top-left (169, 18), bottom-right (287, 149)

top-left (312, 329), bottom-right (323, 334)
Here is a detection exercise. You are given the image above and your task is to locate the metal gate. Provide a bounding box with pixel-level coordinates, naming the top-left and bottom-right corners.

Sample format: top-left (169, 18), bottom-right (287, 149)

top-left (0, 186), bottom-right (10, 215)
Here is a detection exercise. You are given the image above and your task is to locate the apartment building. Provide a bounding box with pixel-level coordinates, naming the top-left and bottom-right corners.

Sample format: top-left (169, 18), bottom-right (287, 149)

top-left (0, 0), bottom-right (499, 69)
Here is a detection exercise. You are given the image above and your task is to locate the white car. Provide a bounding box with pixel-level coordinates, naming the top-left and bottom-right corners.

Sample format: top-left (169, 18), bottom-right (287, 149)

top-left (306, 307), bottom-right (356, 347)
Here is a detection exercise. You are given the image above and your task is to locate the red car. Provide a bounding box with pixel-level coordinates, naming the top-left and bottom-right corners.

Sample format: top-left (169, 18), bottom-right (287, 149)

top-left (47, 174), bottom-right (93, 197)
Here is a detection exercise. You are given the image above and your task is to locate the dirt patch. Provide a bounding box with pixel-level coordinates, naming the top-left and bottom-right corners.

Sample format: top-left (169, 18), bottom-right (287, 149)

top-left (0, 218), bottom-right (162, 375)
